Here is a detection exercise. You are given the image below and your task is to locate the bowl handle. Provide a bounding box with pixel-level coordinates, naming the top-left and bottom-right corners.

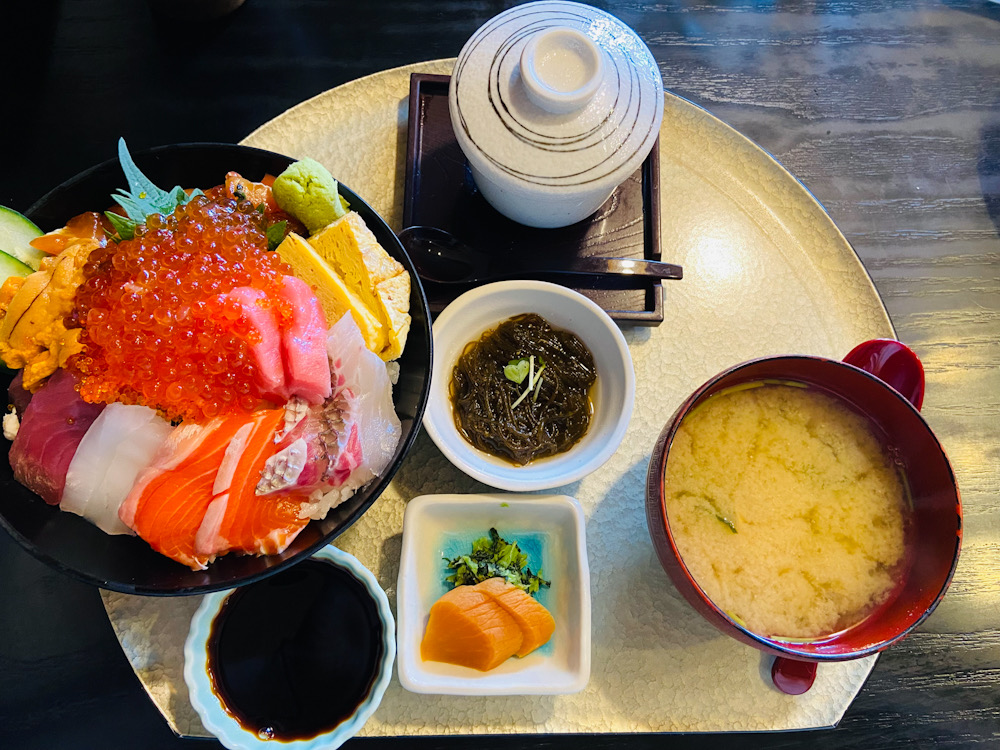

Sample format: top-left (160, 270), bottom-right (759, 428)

top-left (843, 339), bottom-right (925, 411)
top-left (768, 339), bottom-right (925, 695)
top-left (771, 657), bottom-right (817, 695)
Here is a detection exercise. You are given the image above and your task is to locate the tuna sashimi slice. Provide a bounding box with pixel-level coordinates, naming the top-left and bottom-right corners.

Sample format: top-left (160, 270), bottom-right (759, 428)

top-left (8, 368), bottom-right (105, 505)
top-left (7, 370), bottom-right (31, 417)
top-left (194, 407), bottom-right (309, 559)
top-left (120, 413), bottom-right (256, 570)
top-left (225, 286), bottom-right (287, 403)
top-left (279, 275), bottom-right (331, 404)
top-left (61, 403), bottom-right (173, 535)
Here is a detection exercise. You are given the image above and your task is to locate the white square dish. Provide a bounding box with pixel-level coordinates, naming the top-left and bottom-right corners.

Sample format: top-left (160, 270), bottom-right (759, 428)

top-left (396, 493), bottom-right (591, 695)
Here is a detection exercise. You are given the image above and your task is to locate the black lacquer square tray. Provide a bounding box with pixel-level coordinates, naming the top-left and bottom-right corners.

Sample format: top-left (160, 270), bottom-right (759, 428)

top-left (402, 73), bottom-right (664, 325)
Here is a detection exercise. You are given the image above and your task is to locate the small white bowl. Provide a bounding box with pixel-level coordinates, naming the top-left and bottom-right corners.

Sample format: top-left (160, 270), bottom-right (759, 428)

top-left (396, 493), bottom-right (591, 695)
top-left (423, 280), bottom-right (635, 491)
top-left (183, 546), bottom-right (395, 750)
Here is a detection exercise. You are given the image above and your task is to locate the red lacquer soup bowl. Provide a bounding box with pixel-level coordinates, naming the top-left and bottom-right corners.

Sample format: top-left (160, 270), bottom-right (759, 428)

top-left (644, 340), bottom-right (962, 694)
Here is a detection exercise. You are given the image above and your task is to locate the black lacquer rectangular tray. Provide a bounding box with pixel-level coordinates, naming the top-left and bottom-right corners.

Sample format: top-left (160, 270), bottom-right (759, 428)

top-left (402, 73), bottom-right (664, 325)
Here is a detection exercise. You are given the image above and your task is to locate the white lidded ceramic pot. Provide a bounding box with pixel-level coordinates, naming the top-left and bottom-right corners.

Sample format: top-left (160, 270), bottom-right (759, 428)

top-left (449, 0), bottom-right (664, 229)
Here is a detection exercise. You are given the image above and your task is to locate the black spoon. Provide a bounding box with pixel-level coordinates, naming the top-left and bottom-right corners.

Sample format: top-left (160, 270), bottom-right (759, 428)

top-left (397, 225), bottom-right (683, 285)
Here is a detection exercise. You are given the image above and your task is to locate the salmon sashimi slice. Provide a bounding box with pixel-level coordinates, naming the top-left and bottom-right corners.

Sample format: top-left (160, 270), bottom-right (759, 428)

top-left (225, 172), bottom-right (278, 212)
top-left (119, 419), bottom-right (224, 530)
top-left (119, 413), bottom-right (261, 570)
top-left (193, 421), bottom-right (257, 555)
top-left (475, 578), bottom-right (556, 657)
top-left (29, 211), bottom-right (109, 255)
top-left (215, 492), bottom-right (309, 557)
top-left (195, 406), bottom-right (310, 559)
top-left (420, 586), bottom-right (524, 671)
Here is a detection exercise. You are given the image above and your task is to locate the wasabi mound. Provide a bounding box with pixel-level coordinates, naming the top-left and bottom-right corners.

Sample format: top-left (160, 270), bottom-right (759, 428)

top-left (272, 158), bottom-right (350, 233)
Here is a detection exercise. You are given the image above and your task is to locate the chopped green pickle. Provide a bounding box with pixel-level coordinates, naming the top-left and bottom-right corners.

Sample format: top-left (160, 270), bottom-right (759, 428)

top-left (444, 528), bottom-right (551, 595)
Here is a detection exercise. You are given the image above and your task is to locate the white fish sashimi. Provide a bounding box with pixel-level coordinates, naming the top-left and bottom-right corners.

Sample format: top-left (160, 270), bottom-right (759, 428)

top-left (328, 311), bottom-right (401, 480)
top-left (61, 404), bottom-right (174, 535)
top-left (103, 418), bottom-right (174, 507)
top-left (61, 410), bottom-right (119, 520)
top-left (295, 311), bottom-right (401, 520)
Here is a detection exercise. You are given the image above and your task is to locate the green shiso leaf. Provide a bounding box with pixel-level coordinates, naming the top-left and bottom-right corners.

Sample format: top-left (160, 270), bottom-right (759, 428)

top-left (443, 527), bottom-right (551, 595)
top-left (104, 138), bottom-right (203, 237)
top-left (266, 220), bottom-right (288, 251)
top-left (105, 211), bottom-right (137, 242)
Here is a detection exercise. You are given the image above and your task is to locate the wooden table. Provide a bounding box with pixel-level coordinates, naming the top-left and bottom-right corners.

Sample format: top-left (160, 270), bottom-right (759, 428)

top-left (1, 1), bottom-right (997, 747)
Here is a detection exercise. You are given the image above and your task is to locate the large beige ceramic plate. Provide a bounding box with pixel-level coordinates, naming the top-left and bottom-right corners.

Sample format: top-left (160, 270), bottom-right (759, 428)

top-left (101, 60), bottom-right (893, 738)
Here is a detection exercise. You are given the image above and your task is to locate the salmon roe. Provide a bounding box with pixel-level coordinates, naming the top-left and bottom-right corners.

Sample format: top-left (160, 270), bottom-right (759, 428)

top-left (70, 188), bottom-right (293, 422)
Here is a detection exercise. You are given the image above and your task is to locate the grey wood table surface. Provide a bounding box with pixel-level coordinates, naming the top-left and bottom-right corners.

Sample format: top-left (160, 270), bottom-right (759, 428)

top-left (0, 1), bottom-right (997, 748)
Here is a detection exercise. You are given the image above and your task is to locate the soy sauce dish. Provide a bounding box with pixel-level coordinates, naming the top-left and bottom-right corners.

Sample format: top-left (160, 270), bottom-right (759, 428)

top-left (183, 546), bottom-right (394, 749)
top-left (423, 280), bottom-right (635, 491)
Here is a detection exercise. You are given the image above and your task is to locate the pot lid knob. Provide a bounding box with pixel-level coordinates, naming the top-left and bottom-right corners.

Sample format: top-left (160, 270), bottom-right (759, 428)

top-left (519, 27), bottom-right (605, 115)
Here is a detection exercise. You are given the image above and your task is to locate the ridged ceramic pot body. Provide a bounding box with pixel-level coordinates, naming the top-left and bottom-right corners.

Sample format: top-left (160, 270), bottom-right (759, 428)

top-left (463, 160), bottom-right (615, 229)
top-left (644, 353), bottom-right (962, 661)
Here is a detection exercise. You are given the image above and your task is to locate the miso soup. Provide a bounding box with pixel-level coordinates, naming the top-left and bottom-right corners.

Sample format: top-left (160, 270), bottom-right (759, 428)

top-left (663, 382), bottom-right (909, 639)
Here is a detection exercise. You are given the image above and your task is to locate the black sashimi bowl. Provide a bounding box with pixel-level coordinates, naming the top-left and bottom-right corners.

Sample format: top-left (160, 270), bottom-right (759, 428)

top-left (0, 143), bottom-right (432, 595)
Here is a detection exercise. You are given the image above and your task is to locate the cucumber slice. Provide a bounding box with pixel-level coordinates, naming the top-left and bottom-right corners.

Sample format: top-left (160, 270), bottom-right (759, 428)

top-left (0, 248), bottom-right (33, 280)
top-left (0, 205), bottom-right (45, 270)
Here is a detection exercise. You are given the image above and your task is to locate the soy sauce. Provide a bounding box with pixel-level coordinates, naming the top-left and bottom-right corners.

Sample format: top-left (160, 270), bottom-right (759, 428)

top-left (207, 559), bottom-right (383, 741)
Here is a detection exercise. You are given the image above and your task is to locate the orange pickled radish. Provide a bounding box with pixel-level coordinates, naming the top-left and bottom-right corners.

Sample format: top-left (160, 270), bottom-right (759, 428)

top-left (476, 578), bottom-right (555, 657)
top-left (420, 586), bottom-right (523, 672)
